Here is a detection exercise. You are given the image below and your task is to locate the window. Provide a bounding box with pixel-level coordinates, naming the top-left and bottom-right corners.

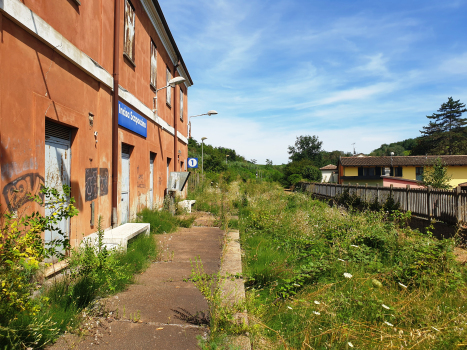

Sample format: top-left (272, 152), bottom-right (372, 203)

top-left (180, 88), bottom-right (184, 121)
top-left (359, 167), bottom-right (376, 177)
top-left (416, 167), bottom-right (423, 181)
top-left (123, 0), bottom-right (135, 63)
top-left (393, 167), bottom-right (403, 177)
top-left (150, 40), bottom-right (157, 88)
top-left (166, 68), bottom-right (172, 106)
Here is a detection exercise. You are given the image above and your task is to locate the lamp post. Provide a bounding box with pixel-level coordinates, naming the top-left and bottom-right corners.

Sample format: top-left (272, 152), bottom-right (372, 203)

top-left (152, 76), bottom-right (186, 173)
top-left (188, 110), bottom-right (218, 139)
top-left (201, 137), bottom-right (207, 176)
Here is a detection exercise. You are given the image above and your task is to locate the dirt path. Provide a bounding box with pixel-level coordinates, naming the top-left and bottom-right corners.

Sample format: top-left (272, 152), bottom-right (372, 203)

top-left (50, 218), bottom-right (224, 350)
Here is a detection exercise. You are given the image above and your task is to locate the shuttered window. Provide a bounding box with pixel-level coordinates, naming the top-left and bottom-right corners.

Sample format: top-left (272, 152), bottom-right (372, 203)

top-left (45, 120), bottom-right (71, 142)
top-left (123, 0), bottom-right (135, 63)
top-left (122, 143), bottom-right (132, 155)
top-left (166, 67), bottom-right (172, 106)
top-left (150, 40), bottom-right (157, 88)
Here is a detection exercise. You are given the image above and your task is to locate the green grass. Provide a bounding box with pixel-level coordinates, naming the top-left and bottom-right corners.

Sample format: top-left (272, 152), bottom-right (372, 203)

top-left (0, 232), bottom-right (158, 350)
top-left (136, 207), bottom-right (192, 233)
top-left (238, 184), bottom-right (467, 349)
top-left (189, 180), bottom-right (467, 349)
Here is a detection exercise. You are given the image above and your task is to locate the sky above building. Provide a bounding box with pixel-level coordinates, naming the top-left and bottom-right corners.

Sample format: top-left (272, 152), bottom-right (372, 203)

top-left (159, 0), bottom-right (467, 165)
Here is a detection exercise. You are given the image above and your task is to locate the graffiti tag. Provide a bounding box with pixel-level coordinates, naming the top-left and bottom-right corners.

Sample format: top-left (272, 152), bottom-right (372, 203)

top-left (2, 173), bottom-right (45, 212)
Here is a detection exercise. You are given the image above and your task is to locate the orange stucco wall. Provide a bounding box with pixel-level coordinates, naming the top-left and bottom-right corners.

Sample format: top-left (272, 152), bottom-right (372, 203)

top-left (0, 0), bottom-right (189, 246)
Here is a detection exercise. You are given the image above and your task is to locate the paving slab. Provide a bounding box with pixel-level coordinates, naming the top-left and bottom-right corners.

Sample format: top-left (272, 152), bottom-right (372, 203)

top-left (49, 224), bottom-right (224, 350)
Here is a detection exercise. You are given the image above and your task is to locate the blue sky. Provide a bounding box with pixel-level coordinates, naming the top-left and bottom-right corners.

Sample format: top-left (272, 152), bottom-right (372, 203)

top-left (159, 0), bottom-right (467, 164)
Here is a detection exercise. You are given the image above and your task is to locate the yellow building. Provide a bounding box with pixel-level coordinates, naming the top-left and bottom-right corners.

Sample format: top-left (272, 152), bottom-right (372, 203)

top-left (338, 155), bottom-right (467, 188)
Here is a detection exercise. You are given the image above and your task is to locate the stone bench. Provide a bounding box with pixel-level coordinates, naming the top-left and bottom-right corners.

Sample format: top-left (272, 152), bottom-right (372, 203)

top-left (178, 200), bottom-right (196, 213)
top-left (83, 223), bottom-right (150, 251)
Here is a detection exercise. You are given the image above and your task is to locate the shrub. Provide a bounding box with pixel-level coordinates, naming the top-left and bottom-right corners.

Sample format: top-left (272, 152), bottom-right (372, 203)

top-left (302, 165), bottom-right (322, 182)
top-left (287, 174), bottom-right (302, 186)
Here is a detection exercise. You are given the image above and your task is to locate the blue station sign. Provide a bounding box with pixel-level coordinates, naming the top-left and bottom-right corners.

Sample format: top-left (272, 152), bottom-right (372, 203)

top-left (118, 101), bottom-right (147, 138)
top-left (187, 158), bottom-right (198, 168)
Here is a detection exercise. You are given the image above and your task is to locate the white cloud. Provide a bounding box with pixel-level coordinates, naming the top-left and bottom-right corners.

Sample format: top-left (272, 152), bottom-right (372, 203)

top-left (440, 52), bottom-right (467, 75)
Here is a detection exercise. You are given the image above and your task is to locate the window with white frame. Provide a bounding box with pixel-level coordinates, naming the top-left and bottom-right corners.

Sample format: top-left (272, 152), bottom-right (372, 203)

top-left (166, 67), bottom-right (172, 106)
top-left (180, 88), bottom-right (184, 121)
top-left (150, 40), bottom-right (157, 88)
top-left (123, 0), bottom-right (135, 63)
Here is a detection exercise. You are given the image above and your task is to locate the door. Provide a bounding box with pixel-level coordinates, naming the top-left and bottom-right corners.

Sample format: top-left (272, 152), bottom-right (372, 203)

top-left (149, 153), bottom-right (155, 209)
top-left (45, 121), bottom-right (71, 255)
top-left (121, 144), bottom-right (131, 224)
top-left (166, 158), bottom-right (171, 192)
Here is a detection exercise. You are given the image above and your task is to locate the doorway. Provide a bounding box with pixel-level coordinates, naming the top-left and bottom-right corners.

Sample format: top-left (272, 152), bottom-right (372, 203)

top-left (45, 120), bottom-right (71, 255)
top-left (121, 144), bottom-right (131, 224)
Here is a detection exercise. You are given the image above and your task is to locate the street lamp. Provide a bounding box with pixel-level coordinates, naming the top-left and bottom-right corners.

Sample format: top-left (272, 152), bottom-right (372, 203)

top-left (201, 137), bottom-right (207, 176)
top-left (188, 110), bottom-right (218, 139)
top-left (153, 76), bottom-right (186, 118)
top-left (153, 76), bottom-right (186, 173)
top-left (226, 154), bottom-right (229, 165)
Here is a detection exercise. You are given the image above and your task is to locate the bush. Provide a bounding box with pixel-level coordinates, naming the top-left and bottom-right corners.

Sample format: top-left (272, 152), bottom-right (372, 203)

top-left (302, 165), bottom-right (322, 182)
top-left (287, 174), bottom-right (302, 186)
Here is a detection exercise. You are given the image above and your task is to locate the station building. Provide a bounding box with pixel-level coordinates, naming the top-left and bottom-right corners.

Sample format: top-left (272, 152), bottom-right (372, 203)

top-left (0, 0), bottom-right (192, 247)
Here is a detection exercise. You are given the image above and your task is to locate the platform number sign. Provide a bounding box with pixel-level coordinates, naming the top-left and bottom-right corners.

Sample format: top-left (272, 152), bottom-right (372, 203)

top-left (187, 158), bottom-right (198, 168)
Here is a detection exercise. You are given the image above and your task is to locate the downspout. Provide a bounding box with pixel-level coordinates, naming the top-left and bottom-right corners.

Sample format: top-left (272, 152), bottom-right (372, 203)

top-left (173, 68), bottom-right (178, 172)
top-left (112, 0), bottom-right (121, 226)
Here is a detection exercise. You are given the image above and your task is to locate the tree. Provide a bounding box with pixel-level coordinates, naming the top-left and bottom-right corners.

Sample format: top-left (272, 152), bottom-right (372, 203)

top-left (420, 157), bottom-right (452, 189)
top-left (419, 97), bottom-right (467, 155)
top-left (288, 135), bottom-right (323, 164)
top-left (204, 154), bottom-right (227, 173)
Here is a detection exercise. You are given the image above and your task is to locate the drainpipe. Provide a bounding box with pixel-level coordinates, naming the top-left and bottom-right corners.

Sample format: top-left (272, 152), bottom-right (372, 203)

top-left (112, 0), bottom-right (121, 226)
top-left (173, 70), bottom-right (178, 172)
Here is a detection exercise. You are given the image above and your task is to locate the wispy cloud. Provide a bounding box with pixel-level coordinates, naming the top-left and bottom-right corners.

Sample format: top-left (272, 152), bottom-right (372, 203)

top-left (159, 0), bottom-right (467, 164)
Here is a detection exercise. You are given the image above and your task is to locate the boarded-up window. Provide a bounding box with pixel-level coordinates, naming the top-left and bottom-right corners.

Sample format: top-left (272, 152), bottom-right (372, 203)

top-left (180, 88), bottom-right (184, 121)
top-left (166, 67), bottom-right (172, 106)
top-left (150, 40), bottom-right (157, 88)
top-left (124, 0), bottom-right (135, 62)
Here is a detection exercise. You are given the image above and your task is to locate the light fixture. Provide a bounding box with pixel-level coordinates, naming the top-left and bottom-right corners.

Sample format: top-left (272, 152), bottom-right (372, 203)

top-left (188, 110), bottom-right (218, 138)
top-left (168, 77), bottom-right (186, 88)
top-left (152, 77), bottom-right (187, 116)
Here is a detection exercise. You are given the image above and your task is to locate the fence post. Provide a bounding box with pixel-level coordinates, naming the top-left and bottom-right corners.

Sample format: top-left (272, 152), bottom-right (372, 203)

top-left (390, 184), bottom-right (393, 198)
top-left (457, 186), bottom-right (462, 223)
top-left (406, 185), bottom-right (410, 212)
top-left (365, 183), bottom-right (368, 203)
top-left (376, 183), bottom-right (380, 205)
top-left (427, 185), bottom-right (432, 218)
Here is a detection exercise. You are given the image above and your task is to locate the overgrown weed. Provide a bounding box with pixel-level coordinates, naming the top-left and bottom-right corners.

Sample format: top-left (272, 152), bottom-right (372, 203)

top-left (189, 180), bottom-right (467, 349)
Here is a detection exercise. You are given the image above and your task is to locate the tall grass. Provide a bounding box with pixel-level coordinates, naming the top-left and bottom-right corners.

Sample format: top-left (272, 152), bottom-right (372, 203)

top-left (0, 223), bottom-right (158, 349)
top-left (237, 182), bottom-right (467, 349)
top-left (136, 207), bottom-right (195, 232)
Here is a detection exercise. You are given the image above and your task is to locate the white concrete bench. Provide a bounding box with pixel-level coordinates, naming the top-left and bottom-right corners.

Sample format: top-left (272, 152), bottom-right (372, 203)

top-left (83, 223), bottom-right (150, 251)
top-left (179, 200), bottom-right (196, 213)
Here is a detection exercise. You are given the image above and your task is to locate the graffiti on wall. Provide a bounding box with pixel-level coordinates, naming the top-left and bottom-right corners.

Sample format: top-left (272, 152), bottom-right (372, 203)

top-left (85, 168), bottom-right (109, 201)
top-left (85, 168), bottom-right (98, 202)
top-left (99, 168), bottom-right (109, 196)
top-left (2, 173), bottom-right (45, 212)
top-left (137, 166), bottom-right (145, 189)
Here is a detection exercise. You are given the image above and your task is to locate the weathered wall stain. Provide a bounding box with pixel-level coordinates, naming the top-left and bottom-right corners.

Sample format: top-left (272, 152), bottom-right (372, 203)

top-left (2, 173), bottom-right (45, 211)
top-left (85, 168), bottom-right (98, 202)
top-left (1, 159), bottom-right (38, 181)
top-left (99, 168), bottom-right (109, 196)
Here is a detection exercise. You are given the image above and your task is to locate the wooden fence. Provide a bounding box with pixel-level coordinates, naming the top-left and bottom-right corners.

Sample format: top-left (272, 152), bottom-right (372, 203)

top-left (296, 182), bottom-right (467, 224)
top-left (187, 172), bottom-right (201, 192)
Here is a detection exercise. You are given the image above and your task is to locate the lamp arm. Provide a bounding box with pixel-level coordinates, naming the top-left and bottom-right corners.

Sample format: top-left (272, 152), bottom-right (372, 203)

top-left (153, 84), bottom-right (172, 115)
